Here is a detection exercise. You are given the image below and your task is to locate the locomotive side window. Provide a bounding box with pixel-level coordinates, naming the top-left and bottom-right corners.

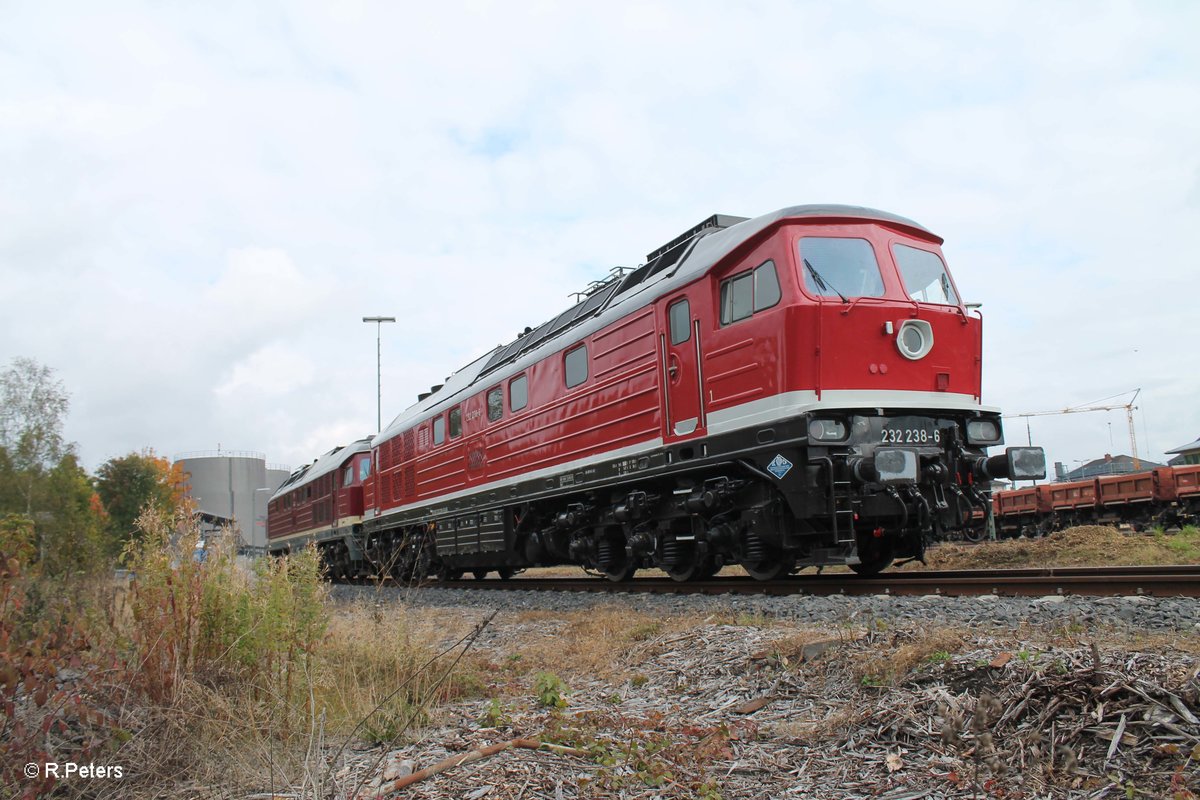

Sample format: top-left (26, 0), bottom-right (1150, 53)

top-left (798, 237), bottom-right (885, 298)
top-left (343, 463), bottom-right (354, 487)
top-left (487, 387), bottom-right (503, 422)
top-left (359, 457), bottom-right (370, 481)
top-left (668, 298), bottom-right (690, 345)
top-left (449, 407), bottom-right (462, 438)
top-left (754, 260), bottom-right (781, 311)
top-left (720, 273), bottom-right (753, 324)
top-left (893, 244), bottom-right (959, 305)
top-left (510, 374), bottom-right (528, 411)
top-left (565, 345), bottom-right (588, 388)
top-left (720, 261), bottom-right (779, 325)
top-left (433, 415), bottom-right (445, 445)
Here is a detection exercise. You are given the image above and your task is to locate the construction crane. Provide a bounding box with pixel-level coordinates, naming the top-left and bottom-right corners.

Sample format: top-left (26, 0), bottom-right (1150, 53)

top-left (1004, 388), bottom-right (1141, 471)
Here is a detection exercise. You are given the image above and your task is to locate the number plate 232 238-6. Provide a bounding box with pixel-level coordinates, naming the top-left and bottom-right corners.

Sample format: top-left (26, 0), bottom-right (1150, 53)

top-left (880, 425), bottom-right (941, 445)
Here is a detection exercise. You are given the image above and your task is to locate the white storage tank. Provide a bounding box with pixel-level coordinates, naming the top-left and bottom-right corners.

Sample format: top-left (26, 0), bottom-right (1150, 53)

top-left (175, 450), bottom-right (290, 549)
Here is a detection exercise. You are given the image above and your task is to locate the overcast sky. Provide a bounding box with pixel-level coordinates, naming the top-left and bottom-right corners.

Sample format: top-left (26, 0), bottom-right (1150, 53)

top-left (1, 1), bottom-right (1196, 475)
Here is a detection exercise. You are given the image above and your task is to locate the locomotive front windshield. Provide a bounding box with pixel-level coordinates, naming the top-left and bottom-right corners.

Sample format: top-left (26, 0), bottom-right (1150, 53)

top-left (893, 244), bottom-right (959, 305)
top-left (798, 237), bottom-right (886, 299)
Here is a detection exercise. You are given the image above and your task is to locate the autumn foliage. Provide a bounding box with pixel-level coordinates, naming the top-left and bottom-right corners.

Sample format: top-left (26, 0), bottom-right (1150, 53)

top-left (0, 537), bottom-right (127, 798)
top-left (95, 449), bottom-right (191, 551)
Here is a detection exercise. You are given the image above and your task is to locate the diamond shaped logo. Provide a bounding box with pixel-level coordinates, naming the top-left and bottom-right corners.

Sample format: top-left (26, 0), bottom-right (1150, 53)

top-left (766, 454), bottom-right (793, 479)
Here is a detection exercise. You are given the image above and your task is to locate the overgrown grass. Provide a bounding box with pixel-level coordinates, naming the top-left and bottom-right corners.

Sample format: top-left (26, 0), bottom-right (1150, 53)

top-left (2, 508), bottom-right (462, 798)
top-left (919, 524), bottom-right (1200, 570)
top-left (1157, 524), bottom-right (1200, 560)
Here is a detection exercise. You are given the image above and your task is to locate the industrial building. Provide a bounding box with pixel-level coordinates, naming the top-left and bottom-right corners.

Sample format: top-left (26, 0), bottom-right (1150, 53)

top-left (1167, 436), bottom-right (1200, 466)
top-left (174, 450), bottom-right (290, 550)
top-left (1053, 453), bottom-right (1165, 482)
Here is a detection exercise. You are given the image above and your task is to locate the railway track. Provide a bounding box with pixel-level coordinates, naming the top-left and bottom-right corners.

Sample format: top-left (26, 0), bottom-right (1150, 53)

top-left (435, 564), bottom-right (1200, 598)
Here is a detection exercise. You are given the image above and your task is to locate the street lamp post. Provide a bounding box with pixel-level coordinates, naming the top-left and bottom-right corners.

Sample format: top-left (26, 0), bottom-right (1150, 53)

top-left (362, 316), bottom-right (396, 431)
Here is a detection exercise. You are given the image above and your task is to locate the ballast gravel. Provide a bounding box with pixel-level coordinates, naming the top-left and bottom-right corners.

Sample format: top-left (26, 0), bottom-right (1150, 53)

top-left (332, 583), bottom-right (1200, 633)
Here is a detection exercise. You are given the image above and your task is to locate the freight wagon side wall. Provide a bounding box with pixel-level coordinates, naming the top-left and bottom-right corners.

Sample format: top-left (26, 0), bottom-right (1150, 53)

top-left (1172, 464), bottom-right (1200, 498)
top-left (1046, 479), bottom-right (1099, 510)
top-left (996, 487), bottom-right (1040, 515)
top-left (1097, 472), bottom-right (1156, 505)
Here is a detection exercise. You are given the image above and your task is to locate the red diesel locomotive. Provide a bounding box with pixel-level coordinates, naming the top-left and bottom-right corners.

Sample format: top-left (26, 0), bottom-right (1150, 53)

top-left (267, 204), bottom-right (1045, 580)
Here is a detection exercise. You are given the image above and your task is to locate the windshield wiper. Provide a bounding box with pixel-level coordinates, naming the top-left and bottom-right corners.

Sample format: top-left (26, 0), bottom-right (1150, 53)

top-left (803, 258), bottom-right (848, 304)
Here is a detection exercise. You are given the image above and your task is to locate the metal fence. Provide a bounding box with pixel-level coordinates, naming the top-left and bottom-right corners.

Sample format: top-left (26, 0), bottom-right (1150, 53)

top-left (173, 449), bottom-right (267, 461)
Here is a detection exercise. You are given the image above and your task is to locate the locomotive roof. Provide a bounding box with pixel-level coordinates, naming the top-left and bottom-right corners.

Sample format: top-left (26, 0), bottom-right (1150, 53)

top-left (271, 437), bottom-right (372, 500)
top-left (374, 204), bottom-right (937, 445)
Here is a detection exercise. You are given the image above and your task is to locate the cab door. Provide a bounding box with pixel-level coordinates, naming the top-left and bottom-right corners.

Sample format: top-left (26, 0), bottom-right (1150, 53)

top-left (662, 294), bottom-right (706, 442)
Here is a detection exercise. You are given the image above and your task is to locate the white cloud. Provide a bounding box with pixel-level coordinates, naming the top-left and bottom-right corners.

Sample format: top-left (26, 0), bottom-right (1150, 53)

top-left (214, 343), bottom-right (315, 400)
top-left (0, 0), bottom-right (1196, 473)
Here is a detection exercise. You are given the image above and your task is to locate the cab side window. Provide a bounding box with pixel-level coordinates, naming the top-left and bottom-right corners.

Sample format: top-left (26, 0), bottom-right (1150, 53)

top-left (754, 260), bottom-right (781, 310)
top-left (433, 415), bottom-right (445, 445)
top-left (668, 298), bottom-right (690, 345)
top-left (720, 260), bottom-right (780, 325)
top-left (449, 407), bottom-right (462, 438)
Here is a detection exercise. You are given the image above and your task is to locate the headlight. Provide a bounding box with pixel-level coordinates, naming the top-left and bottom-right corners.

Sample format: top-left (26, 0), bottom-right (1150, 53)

top-left (808, 418), bottom-right (847, 442)
top-left (966, 418), bottom-right (1002, 444)
top-left (895, 320), bottom-right (934, 360)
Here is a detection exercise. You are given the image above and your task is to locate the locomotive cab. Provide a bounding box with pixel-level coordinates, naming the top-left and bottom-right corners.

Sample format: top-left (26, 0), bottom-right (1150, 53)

top-left (706, 213), bottom-right (1046, 573)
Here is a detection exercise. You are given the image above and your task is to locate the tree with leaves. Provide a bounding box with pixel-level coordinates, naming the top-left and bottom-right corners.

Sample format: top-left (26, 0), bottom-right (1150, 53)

top-left (0, 357), bottom-right (70, 516)
top-left (38, 454), bottom-right (109, 573)
top-left (95, 450), bottom-right (189, 549)
top-left (0, 358), bottom-right (110, 574)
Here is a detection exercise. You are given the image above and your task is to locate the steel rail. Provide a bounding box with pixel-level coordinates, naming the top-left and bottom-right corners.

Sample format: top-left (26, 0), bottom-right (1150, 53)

top-left (433, 565), bottom-right (1200, 598)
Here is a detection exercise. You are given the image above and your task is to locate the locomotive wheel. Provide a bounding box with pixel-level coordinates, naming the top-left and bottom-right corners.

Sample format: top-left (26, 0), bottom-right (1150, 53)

top-left (497, 567), bottom-right (515, 580)
top-left (850, 538), bottom-right (893, 576)
top-left (665, 553), bottom-right (716, 582)
top-left (392, 550), bottom-right (416, 583)
top-left (602, 562), bottom-right (637, 582)
top-left (741, 558), bottom-right (793, 581)
top-left (472, 569), bottom-right (489, 581)
top-left (596, 531), bottom-right (636, 582)
top-left (414, 545), bottom-right (436, 582)
top-left (963, 524), bottom-right (987, 543)
top-left (438, 566), bottom-right (464, 581)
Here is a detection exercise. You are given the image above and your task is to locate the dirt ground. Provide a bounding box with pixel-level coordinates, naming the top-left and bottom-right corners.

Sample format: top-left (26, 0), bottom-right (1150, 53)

top-left (322, 527), bottom-right (1200, 798)
top-left (340, 604), bottom-right (1200, 799)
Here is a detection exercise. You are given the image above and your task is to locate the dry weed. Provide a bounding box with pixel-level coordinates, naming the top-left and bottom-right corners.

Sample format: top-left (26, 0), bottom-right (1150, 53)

top-left (773, 705), bottom-right (863, 741)
top-left (851, 627), bottom-right (968, 687)
top-left (917, 525), bottom-right (1200, 570)
top-left (498, 606), bottom-right (708, 678)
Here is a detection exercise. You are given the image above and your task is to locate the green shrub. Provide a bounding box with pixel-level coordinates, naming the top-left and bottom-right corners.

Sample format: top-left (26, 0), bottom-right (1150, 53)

top-left (123, 507), bottom-right (328, 718)
top-left (535, 671), bottom-right (568, 708)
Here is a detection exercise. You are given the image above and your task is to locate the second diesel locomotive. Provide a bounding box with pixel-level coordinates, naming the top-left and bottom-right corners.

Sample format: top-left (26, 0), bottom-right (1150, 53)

top-left (267, 204), bottom-right (1046, 580)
